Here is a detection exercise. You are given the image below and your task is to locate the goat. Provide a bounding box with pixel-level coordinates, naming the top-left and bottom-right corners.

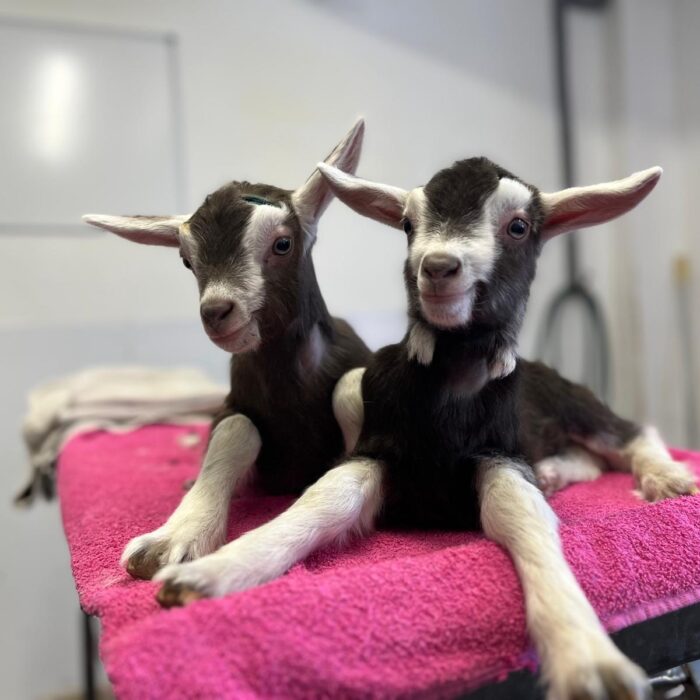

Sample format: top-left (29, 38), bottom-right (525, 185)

top-left (82, 120), bottom-right (372, 581)
top-left (152, 157), bottom-right (694, 699)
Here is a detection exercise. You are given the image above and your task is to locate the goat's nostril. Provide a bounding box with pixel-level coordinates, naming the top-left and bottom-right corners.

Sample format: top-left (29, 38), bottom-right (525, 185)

top-left (201, 300), bottom-right (235, 325)
top-left (422, 254), bottom-right (461, 280)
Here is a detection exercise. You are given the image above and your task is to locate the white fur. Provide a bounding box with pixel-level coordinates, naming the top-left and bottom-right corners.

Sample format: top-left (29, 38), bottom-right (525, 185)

top-left (621, 426), bottom-right (697, 501)
top-left (121, 414), bottom-right (261, 573)
top-left (478, 460), bottom-right (649, 699)
top-left (574, 427), bottom-right (697, 501)
top-left (488, 344), bottom-right (518, 380)
top-left (155, 458), bottom-right (384, 598)
top-left (486, 177), bottom-right (532, 221)
top-left (299, 323), bottom-right (326, 375)
top-left (535, 447), bottom-right (605, 497)
top-left (406, 321), bottom-right (436, 365)
top-left (332, 367), bottom-right (366, 453)
top-left (245, 202), bottom-right (292, 262)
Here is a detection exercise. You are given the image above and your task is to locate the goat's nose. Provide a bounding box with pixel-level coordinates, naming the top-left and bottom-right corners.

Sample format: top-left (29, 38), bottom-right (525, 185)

top-left (422, 254), bottom-right (461, 280)
top-left (200, 299), bottom-right (234, 326)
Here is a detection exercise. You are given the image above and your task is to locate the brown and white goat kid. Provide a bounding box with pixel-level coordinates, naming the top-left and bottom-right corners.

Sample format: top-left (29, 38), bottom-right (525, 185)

top-left (83, 121), bottom-right (371, 583)
top-left (153, 158), bottom-right (692, 698)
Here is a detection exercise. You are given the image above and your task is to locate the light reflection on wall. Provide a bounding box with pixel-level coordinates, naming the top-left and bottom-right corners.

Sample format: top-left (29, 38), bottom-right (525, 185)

top-left (33, 54), bottom-right (81, 163)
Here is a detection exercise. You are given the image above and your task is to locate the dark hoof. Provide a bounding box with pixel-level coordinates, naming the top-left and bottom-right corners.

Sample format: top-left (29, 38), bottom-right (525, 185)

top-left (157, 581), bottom-right (205, 608)
top-left (125, 547), bottom-right (164, 580)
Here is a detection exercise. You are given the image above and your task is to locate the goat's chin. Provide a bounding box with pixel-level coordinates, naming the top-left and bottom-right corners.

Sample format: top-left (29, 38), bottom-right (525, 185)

top-left (419, 290), bottom-right (474, 330)
top-left (209, 319), bottom-right (261, 354)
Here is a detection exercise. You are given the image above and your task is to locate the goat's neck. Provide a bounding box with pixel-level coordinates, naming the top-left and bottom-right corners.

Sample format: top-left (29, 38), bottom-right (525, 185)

top-left (251, 263), bottom-right (332, 375)
top-left (407, 317), bottom-right (513, 398)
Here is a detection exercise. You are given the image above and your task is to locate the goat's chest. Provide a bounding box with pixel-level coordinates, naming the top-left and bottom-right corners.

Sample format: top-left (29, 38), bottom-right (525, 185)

top-left (356, 345), bottom-right (520, 529)
top-left (227, 356), bottom-right (343, 494)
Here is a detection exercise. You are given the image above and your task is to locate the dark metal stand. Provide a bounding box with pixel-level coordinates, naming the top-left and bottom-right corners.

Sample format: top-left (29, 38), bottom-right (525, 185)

top-left (537, 0), bottom-right (611, 400)
top-left (82, 610), bottom-right (97, 700)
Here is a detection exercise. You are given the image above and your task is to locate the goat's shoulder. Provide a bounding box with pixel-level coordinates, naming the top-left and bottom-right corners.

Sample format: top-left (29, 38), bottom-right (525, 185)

top-left (327, 316), bottom-right (372, 367)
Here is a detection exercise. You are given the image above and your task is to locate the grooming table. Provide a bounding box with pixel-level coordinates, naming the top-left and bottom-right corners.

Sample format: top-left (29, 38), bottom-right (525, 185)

top-left (58, 425), bottom-right (700, 699)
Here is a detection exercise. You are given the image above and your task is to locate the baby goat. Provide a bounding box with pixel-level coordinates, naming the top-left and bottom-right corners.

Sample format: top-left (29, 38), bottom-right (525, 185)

top-left (83, 121), bottom-right (371, 580)
top-left (154, 158), bottom-right (691, 699)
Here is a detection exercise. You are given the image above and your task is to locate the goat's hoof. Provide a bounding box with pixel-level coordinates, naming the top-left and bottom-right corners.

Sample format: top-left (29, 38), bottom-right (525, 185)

top-left (154, 557), bottom-right (228, 605)
top-left (638, 461), bottom-right (697, 502)
top-left (121, 526), bottom-right (223, 580)
top-left (549, 657), bottom-right (650, 700)
top-left (156, 581), bottom-right (205, 608)
top-left (124, 545), bottom-right (164, 580)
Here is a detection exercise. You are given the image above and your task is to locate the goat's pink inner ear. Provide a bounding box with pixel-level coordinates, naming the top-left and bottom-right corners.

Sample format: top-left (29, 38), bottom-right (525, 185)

top-left (316, 163), bottom-right (408, 230)
top-left (82, 214), bottom-right (185, 247)
top-left (540, 166), bottom-right (662, 239)
top-left (291, 118), bottom-right (365, 231)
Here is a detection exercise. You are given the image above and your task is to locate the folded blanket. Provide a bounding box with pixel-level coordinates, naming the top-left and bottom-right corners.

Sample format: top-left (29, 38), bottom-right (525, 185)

top-left (18, 367), bottom-right (226, 504)
top-left (58, 425), bottom-right (700, 699)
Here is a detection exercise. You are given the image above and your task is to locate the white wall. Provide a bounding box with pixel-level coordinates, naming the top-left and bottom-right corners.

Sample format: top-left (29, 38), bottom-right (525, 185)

top-left (1, 1), bottom-right (697, 697)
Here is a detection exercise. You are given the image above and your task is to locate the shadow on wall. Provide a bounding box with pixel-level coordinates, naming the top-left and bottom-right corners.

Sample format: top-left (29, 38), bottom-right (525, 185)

top-left (309, 0), bottom-right (552, 107)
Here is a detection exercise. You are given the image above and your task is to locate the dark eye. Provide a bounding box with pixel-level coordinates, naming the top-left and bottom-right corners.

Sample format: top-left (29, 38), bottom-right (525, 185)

top-left (182, 258), bottom-right (192, 270)
top-left (507, 217), bottom-right (530, 239)
top-left (273, 236), bottom-right (293, 255)
top-left (402, 218), bottom-right (413, 235)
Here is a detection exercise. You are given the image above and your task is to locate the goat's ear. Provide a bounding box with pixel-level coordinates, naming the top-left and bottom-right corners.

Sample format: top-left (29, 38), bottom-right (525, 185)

top-left (316, 164), bottom-right (408, 229)
top-left (291, 118), bottom-right (365, 234)
top-left (540, 166), bottom-right (662, 240)
top-left (82, 214), bottom-right (188, 247)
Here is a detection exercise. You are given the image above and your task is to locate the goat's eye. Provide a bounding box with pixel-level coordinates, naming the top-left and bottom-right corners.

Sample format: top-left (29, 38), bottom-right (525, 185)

top-left (402, 218), bottom-right (413, 235)
top-left (182, 258), bottom-right (192, 270)
top-left (272, 236), bottom-right (293, 255)
top-left (507, 217), bottom-right (530, 240)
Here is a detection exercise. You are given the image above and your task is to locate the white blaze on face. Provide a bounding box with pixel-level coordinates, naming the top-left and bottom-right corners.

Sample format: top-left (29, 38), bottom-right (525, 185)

top-left (197, 202), bottom-right (292, 353)
top-left (408, 177), bottom-right (532, 329)
top-left (178, 221), bottom-right (199, 268)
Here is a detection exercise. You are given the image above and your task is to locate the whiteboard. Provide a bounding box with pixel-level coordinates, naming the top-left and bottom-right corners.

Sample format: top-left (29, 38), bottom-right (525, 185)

top-left (0, 19), bottom-right (183, 232)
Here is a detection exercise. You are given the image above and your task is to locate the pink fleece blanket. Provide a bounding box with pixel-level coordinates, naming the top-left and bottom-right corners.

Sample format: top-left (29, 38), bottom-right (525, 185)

top-left (58, 425), bottom-right (700, 699)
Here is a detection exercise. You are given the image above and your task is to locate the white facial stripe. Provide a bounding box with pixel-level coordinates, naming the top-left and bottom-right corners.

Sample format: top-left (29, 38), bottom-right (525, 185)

top-left (178, 222), bottom-right (199, 266)
top-left (202, 202), bottom-right (288, 315)
top-left (404, 187), bottom-right (429, 229)
top-left (244, 203), bottom-right (291, 263)
top-left (486, 177), bottom-right (532, 224)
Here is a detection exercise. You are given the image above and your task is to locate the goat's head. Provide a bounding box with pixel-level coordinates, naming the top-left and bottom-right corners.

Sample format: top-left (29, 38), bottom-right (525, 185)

top-left (319, 157), bottom-right (661, 333)
top-left (83, 119), bottom-right (365, 353)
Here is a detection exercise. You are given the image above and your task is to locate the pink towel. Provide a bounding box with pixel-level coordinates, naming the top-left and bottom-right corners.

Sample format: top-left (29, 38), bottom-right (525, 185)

top-left (58, 425), bottom-right (700, 699)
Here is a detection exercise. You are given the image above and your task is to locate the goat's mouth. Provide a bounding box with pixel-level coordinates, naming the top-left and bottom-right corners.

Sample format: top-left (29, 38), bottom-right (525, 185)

top-left (207, 318), bottom-right (261, 354)
top-left (419, 285), bottom-right (476, 329)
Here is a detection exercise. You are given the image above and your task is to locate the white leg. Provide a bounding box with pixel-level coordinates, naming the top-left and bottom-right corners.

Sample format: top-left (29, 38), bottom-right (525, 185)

top-left (155, 458), bottom-right (384, 606)
top-left (478, 458), bottom-right (649, 700)
top-left (534, 447), bottom-right (604, 497)
top-left (580, 427), bottom-right (697, 501)
top-left (622, 427), bottom-right (697, 501)
top-left (332, 367), bottom-right (366, 453)
top-left (121, 414), bottom-right (261, 579)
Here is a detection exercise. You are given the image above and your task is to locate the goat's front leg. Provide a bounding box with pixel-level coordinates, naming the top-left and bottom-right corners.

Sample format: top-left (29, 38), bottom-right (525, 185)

top-left (121, 414), bottom-right (261, 579)
top-left (154, 458), bottom-right (384, 606)
top-left (477, 458), bottom-right (649, 700)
